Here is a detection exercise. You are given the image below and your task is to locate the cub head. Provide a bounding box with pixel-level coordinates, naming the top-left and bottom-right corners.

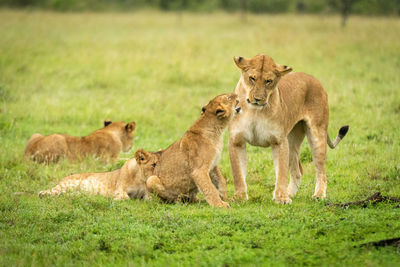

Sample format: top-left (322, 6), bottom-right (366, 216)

top-left (134, 149), bottom-right (159, 178)
top-left (201, 93), bottom-right (241, 121)
top-left (234, 54), bottom-right (292, 108)
top-left (105, 120), bottom-right (137, 152)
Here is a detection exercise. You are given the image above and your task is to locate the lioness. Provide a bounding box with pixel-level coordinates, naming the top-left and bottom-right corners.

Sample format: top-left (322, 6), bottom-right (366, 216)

top-left (146, 93), bottom-right (241, 207)
top-left (38, 149), bottom-right (159, 200)
top-left (229, 54), bottom-right (348, 204)
top-left (24, 120), bottom-right (136, 163)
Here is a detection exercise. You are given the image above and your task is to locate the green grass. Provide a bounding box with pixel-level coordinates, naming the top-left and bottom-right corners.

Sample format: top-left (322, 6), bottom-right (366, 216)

top-left (1, 9), bottom-right (400, 266)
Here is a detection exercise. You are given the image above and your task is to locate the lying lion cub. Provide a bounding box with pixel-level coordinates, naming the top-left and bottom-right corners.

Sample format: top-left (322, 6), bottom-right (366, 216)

top-left (38, 149), bottom-right (159, 200)
top-left (24, 120), bottom-right (136, 163)
top-left (146, 93), bottom-right (241, 208)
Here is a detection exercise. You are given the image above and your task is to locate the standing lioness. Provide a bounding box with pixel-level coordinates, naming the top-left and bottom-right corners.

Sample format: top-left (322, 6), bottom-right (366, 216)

top-left (146, 93), bottom-right (241, 207)
top-left (24, 120), bottom-right (136, 163)
top-left (229, 54), bottom-right (348, 204)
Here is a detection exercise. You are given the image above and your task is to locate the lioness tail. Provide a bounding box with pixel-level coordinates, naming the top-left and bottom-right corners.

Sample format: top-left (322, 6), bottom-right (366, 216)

top-left (327, 125), bottom-right (349, 149)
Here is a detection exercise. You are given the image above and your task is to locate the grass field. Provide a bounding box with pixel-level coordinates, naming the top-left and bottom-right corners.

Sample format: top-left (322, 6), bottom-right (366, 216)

top-left (1, 9), bottom-right (400, 266)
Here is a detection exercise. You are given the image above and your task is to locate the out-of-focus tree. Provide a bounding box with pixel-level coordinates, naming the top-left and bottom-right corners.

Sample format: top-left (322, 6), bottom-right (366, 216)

top-left (341, 0), bottom-right (351, 27)
top-left (241, 0), bottom-right (247, 22)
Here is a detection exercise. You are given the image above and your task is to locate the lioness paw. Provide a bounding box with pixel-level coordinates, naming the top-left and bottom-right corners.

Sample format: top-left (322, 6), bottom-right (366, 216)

top-left (312, 193), bottom-right (326, 200)
top-left (273, 189), bottom-right (292, 204)
top-left (233, 192), bottom-right (248, 201)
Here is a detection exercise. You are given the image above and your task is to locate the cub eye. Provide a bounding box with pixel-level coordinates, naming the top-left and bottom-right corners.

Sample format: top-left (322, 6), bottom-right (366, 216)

top-left (216, 109), bottom-right (224, 115)
top-left (249, 76), bottom-right (256, 82)
top-left (265, 79), bottom-right (273, 85)
top-left (152, 163), bottom-right (156, 168)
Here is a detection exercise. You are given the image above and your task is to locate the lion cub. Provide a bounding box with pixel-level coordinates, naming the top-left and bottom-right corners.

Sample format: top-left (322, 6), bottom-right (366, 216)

top-left (146, 93), bottom-right (241, 208)
top-left (38, 149), bottom-right (158, 200)
top-left (24, 120), bottom-right (136, 163)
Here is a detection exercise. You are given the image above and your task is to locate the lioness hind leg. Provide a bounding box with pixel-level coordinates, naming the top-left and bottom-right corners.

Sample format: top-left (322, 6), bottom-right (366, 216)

top-left (288, 122), bottom-right (306, 197)
top-left (305, 122), bottom-right (328, 199)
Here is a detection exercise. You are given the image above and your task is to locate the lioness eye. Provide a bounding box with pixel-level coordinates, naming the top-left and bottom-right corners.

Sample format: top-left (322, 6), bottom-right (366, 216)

top-left (152, 163), bottom-right (156, 167)
top-left (265, 79), bottom-right (273, 85)
top-left (249, 76), bottom-right (256, 82)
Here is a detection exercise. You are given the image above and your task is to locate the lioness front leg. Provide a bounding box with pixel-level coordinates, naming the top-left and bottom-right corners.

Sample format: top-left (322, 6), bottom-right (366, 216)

top-left (271, 139), bottom-right (292, 204)
top-left (209, 166), bottom-right (228, 200)
top-left (191, 168), bottom-right (229, 208)
top-left (228, 136), bottom-right (248, 200)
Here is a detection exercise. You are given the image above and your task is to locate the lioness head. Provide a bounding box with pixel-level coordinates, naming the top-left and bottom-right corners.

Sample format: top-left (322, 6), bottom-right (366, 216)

top-left (105, 121), bottom-right (137, 152)
top-left (234, 54), bottom-right (292, 108)
top-left (201, 93), bottom-right (241, 121)
top-left (134, 149), bottom-right (159, 178)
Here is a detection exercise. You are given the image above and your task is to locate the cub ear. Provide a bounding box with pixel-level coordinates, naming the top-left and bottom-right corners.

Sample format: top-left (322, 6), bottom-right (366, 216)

top-left (215, 107), bottom-right (226, 119)
top-left (234, 56), bottom-right (249, 71)
top-left (125, 121), bottom-right (136, 132)
top-left (275, 64), bottom-right (292, 76)
top-left (135, 149), bottom-right (149, 164)
top-left (104, 119), bottom-right (112, 127)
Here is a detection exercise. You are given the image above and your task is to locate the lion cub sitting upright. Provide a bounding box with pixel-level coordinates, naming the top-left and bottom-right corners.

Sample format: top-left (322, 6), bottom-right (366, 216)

top-left (146, 93), bottom-right (241, 208)
top-left (39, 149), bottom-right (159, 200)
top-left (24, 120), bottom-right (136, 163)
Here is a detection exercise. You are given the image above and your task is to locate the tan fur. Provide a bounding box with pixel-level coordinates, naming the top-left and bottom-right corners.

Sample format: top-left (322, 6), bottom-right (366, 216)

top-left (146, 93), bottom-right (240, 207)
top-left (24, 120), bottom-right (136, 163)
top-left (229, 54), bottom-right (348, 203)
top-left (38, 149), bottom-right (158, 200)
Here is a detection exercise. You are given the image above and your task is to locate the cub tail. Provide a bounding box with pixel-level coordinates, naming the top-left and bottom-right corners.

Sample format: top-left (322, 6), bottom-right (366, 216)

top-left (327, 125), bottom-right (349, 149)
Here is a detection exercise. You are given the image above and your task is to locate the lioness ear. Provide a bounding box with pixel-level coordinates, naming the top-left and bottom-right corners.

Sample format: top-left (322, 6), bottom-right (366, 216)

top-left (125, 121), bottom-right (136, 132)
top-left (234, 56), bottom-right (249, 71)
top-left (275, 64), bottom-right (292, 76)
top-left (104, 119), bottom-right (112, 127)
top-left (135, 149), bottom-right (149, 164)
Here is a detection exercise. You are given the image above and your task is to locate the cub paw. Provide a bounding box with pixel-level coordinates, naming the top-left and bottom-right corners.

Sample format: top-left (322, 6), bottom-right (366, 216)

top-left (38, 190), bottom-right (50, 198)
top-left (215, 201), bottom-right (230, 208)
